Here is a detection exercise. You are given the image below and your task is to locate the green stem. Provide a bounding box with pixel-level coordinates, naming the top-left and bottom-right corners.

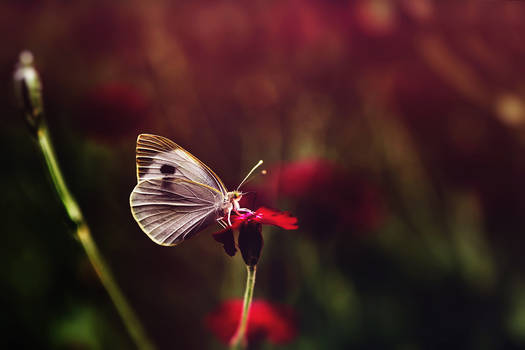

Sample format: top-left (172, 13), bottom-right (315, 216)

top-left (38, 125), bottom-right (154, 350)
top-left (230, 265), bottom-right (257, 350)
top-left (37, 125), bottom-right (83, 224)
top-left (16, 52), bottom-right (155, 350)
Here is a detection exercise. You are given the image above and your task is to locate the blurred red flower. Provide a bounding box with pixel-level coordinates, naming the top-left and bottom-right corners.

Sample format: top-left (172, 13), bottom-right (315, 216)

top-left (258, 158), bottom-right (386, 234)
top-left (76, 82), bottom-right (151, 140)
top-left (275, 159), bottom-right (336, 198)
top-left (354, 0), bottom-right (398, 36)
top-left (205, 299), bottom-right (297, 346)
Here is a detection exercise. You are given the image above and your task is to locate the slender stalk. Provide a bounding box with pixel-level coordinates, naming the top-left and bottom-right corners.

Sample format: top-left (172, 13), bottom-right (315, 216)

top-left (39, 125), bottom-right (155, 350)
top-left (37, 125), bottom-right (83, 224)
top-left (230, 265), bottom-right (257, 349)
top-left (15, 52), bottom-right (155, 350)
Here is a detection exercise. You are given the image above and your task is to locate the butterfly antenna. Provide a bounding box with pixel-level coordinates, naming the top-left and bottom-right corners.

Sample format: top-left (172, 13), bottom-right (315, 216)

top-left (237, 160), bottom-right (264, 191)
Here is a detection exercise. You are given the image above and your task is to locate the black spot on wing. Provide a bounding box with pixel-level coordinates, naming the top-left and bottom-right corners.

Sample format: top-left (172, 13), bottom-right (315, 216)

top-left (160, 164), bottom-right (176, 174)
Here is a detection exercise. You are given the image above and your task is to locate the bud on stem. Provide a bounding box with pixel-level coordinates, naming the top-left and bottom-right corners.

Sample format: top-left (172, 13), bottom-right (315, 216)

top-left (238, 221), bottom-right (263, 267)
top-left (13, 51), bottom-right (44, 132)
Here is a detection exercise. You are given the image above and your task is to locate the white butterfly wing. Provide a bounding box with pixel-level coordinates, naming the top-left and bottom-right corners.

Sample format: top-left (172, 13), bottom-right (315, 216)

top-left (135, 134), bottom-right (228, 195)
top-left (130, 177), bottom-right (224, 246)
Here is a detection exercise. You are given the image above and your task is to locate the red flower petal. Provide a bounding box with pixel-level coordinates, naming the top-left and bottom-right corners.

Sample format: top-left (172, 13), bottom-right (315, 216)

top-left (231, 207), bottom-right (298, 230)
top-left (253, 207), bottom-right (298, 230)
top-left (212, 228), bottom-right (237, 257)
top-left (213, 208), bottom-right (297, 258)
top-left (205, 299), bottom-right (297, 345)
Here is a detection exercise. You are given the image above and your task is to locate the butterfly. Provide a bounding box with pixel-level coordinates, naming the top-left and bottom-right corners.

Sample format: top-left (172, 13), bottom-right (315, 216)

top-left (129, 134), bottom-right (261, 246)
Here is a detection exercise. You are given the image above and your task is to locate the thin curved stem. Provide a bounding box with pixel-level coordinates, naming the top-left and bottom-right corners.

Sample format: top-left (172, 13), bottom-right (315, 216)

top-left (230, 265), bottom-right (257, 349)
top-left (16, 52), bottom-right (155, 350)
top-left (37, 123), bottom-right (155, 350)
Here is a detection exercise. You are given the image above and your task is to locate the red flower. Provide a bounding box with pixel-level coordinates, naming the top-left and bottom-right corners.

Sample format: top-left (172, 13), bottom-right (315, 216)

top-left (274, 159), bottom-right (336, 198)
top-left (213, 207), bottom-right (297, 264)
top-left (76, 82), bottom-right (151, 141)
top-left (205, 299), bottom-right (297, 346)
top-left (231, 207), bottom-right (299, 230)
top-left (258, 159), bottom-right (386, 234)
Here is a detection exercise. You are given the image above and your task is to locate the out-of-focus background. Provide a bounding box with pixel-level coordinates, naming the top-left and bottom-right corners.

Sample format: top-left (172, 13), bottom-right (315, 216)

top-left (3, 1), bottom-right (525, 349)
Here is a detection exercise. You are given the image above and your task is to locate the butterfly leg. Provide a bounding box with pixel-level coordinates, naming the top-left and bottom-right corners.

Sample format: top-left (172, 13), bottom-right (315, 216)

top-left (235, 208), bottom-right (253, 215)
top-left (227, 209), bottom-right (232, 226)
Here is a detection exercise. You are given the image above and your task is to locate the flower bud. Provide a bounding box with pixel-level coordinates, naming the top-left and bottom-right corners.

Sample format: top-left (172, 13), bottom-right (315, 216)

top-left (13, 51), bottom-right (44, 131)
top-left (238, 221), bottom-right (263, 266)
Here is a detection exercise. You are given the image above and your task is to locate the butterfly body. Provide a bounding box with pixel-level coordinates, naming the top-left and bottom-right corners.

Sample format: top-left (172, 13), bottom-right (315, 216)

top-left (130, 134), bottom-right (247, 246)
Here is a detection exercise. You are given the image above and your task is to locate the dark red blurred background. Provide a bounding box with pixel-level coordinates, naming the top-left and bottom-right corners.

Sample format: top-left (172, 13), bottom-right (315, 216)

top-left (3, 1), bottom-right (525, 349)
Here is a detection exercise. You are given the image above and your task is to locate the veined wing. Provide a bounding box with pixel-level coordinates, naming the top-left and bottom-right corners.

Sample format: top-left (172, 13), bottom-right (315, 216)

top-left (130, 177), bottom-right (224, 246)
top-left (135, 134), bottom-right (228, 196)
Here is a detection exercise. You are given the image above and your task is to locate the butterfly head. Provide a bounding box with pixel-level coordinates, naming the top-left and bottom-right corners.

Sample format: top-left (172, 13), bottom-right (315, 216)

top-left (228, 190), bottom-right (243, 202)
top-left (224, 190), bottom-right (243, 217)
